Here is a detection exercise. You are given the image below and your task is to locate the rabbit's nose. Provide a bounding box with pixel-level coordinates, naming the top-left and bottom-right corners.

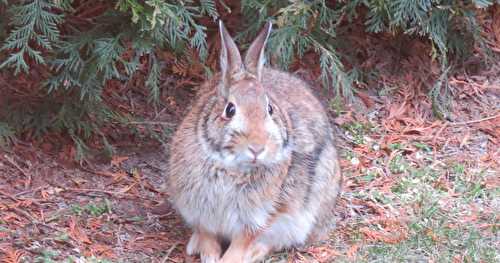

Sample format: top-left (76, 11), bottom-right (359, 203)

top-left (248, 144), bottom-right (265, 158)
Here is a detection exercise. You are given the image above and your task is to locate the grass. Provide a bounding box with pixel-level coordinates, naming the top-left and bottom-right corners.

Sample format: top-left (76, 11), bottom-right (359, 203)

top-left (70, 199), bottom-right (112, 217)
top-left (325, 127), bottom-right (499, 262)
top-left (341, 121), bottom-right (373, 146)
top-left (34, 250), bottom-right (114, 263)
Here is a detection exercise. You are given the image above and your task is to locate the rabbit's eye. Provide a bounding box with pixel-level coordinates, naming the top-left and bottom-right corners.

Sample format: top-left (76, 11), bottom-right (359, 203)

top-left (268, 104), bottom-right (273, 115)
top-left (225, 102), bottom-right (236, 118)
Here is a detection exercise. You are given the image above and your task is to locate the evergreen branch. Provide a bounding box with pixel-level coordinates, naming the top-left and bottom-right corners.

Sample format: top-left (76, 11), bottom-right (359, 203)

top-left (0, 0), bottom-right (63, 74)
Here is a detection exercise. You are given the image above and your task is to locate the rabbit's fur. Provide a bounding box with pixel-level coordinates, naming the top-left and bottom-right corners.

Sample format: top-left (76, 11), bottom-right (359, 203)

top-left (167, 21), bottom-right (342, 263)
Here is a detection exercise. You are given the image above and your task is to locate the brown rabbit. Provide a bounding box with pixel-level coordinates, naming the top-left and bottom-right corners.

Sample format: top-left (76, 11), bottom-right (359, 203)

top-left (167, 21), bottom-right (342, 263)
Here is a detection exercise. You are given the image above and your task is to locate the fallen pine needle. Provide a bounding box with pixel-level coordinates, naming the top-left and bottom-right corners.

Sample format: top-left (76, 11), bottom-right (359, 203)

top-left (447, 113), bottom-right (500, 126)
top-left (161, 242), bottom-right (179, 263)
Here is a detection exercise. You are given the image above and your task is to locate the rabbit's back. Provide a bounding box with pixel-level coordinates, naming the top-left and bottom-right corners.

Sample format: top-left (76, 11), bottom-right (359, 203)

top-left (261, 68), bottom-right (332, 146)
top-left (260, 69), bottom-right (342, 243)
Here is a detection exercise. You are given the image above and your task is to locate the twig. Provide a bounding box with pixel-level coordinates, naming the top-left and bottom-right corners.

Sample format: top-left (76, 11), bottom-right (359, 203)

top-left (0, 189), bottom-right (43, 207)
top-left (433, 123), bottom-right (448, 143)
top-left (63, 187), bottom-right (134, 196)
top-left (9, 206), bottom-right (61, 233)
top-left (447, 113), bottom-right (500, 126)
top-left (161, 242), bottom-right (179, 263)
top-left (78, 166), bottom-right (116, 177)
top-left (0, 189), bottom-right (19, 202)
top-left (127, 121), bottom-right (176, 127)
top-left (3, 154), bottom-right (30, 179)
top-left (14, 185), bottom-right (48, 197)
top-left (12, 206), bottom-right (38, 223)
top-left (62, 187), bottom-right (156, 201)
top-left (432, 123), bottom-right (448, 160)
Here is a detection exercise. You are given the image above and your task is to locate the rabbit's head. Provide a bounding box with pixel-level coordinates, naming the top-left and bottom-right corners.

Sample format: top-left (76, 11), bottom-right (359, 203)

top-left (206, 21), bottom-right (289, 168)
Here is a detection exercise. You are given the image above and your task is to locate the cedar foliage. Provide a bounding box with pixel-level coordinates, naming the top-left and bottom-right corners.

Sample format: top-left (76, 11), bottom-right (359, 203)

top-left (0, 0), bottom-right (497, 159)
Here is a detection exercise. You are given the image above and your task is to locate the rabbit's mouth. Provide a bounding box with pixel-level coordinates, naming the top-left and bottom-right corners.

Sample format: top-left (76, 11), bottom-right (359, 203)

top-left (216, 140), bottom-right (290, 168)
top-left (243, 157), bottom-right (259, 167)
top-left (227, 152), bottom-right (268, 168)
top-left (239, 160), bottom-right (266, 171)
top-left (237, 155), bottom-right (262, 166)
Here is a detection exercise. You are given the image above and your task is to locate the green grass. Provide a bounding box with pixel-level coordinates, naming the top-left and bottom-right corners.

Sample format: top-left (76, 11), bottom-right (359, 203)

top-left (341, 121), bottom-right (373, 146)
top-left (322, 123), bottom-right (499, 263)
top-left (344, 162), bottom-right (497, 262)
top-left (70, 199), bottom-right (112, 217)
top-left (35, 251), bottom-right (114, 263)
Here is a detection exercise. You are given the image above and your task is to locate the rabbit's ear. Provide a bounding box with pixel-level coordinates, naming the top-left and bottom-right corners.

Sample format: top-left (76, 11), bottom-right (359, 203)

top-left (219, 20), bottom-right (243, 96)
top-left (244, 21), bottom-right (272, 81)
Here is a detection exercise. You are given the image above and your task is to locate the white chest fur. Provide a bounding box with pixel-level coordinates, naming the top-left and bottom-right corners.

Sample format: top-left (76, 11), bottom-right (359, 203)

top-left (174, 170), bottom-right (277, 239)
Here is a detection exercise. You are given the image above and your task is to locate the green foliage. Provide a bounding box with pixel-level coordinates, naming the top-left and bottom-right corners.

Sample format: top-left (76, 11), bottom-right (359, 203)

top-left (473, 0), bottom-right (499, 8)
top-left (0, 0), bottom-right (497, 159)
top-left (3, 97), bottom-right (119, 160)
top-left (363, 0), bottom-right (496, 62)
top-left (35, 250), bottom-right (59, 263)
top-left (240, 0), bottom-right (496, 102)
top-left (413, 141), bottom-right (432, 152)
top-left (341, 121), bottom-right (370, 145)
top-left (389, 154), bottom-right (410, 174)
top-left (0, 0), bottom-right (216, 159)
top-left (1, 0), bottom-right (214, 104)
top-left (0, 0), bottom-right (64, 74)
top-left (71, 199), bottom-right (112, 217)
top-left (241, 0), bottom-right (355, 97)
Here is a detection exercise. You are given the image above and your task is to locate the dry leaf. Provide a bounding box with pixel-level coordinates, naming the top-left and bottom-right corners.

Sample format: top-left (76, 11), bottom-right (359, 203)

top-left (111, 156), bottom-right (129, 167)
top-left (346, 243), bottom-right (359, 259)
top-left (0, 248), bottom-right (24, 263)
top-left (172, 59), bottom-right (189, 77)
top-left (359, 225), bottom-right (408, 244)
top-left (119, 181), bottom-right (138, 194)
top-left (88, 218), bottom-right (103, 231)
top-left (40, 190), bottom-right (49, 199)
top-left (356, 91), bottom-right (375, 108)
top-left (69, 217), bottom-right (92, 245)
top-left (387, 102), bottom-right (407, 120)
top-left (306, 246), bottom-right (340, 262)
top-left (90, 244), bottom-right (116, 259)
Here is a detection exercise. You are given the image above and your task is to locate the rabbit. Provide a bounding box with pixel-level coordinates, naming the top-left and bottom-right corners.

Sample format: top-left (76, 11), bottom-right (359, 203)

top-left (167, 20), bottom-right (343, 263)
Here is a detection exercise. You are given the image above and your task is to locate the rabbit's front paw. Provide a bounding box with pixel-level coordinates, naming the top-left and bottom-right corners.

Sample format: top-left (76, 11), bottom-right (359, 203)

top-left (200, 254), bottom-right (220, 263)
top-left (186, 231), bottom-right (201, 255)
top-left (186, 230), bottom-right (221, 262)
